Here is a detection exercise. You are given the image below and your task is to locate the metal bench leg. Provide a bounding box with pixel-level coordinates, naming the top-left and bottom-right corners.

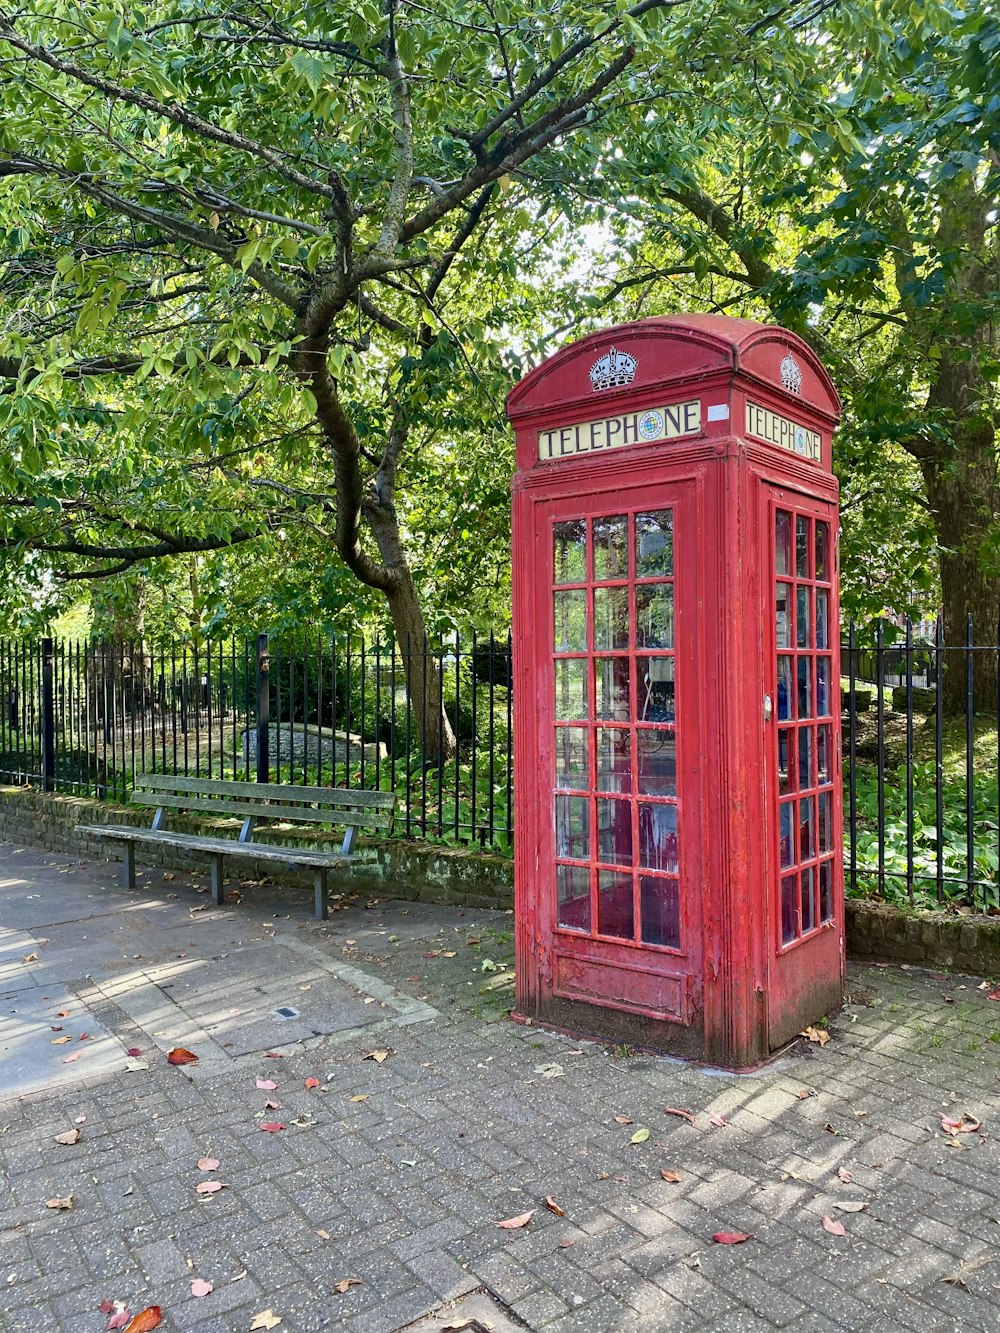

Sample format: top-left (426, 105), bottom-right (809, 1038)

top-left (210, 854), bottom-right (224, 907)
top-left (314, 868), bottom-right (328, 920)
top-left (123, 842), bottom-right (136, 890)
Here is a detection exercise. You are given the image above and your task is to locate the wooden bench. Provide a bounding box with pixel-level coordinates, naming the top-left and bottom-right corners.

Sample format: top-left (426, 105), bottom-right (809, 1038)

top-left (76, 774), bottom-right (395, 919)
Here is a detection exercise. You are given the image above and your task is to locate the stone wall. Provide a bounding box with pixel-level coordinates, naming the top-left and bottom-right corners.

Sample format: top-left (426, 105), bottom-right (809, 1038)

top-left (0, 786), bottom-right (513, 912)
top-left (846, 898), bottom-right (1000, 976)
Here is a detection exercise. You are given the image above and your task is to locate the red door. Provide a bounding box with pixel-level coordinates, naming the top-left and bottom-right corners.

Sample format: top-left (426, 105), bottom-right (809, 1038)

top-left (535, 482), bottom-right (702, 1026)
top-left (764, 489), bottom-right (844, 1047)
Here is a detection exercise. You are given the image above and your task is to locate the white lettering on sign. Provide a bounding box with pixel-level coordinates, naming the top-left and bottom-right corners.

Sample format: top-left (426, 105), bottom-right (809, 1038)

top-left (538, 400), bottom-right (701, 461)
top-left (745, 401), bottom-right (820, 463)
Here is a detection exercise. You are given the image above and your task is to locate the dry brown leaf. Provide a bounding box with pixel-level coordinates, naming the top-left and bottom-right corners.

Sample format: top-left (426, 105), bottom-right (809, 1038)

top-left (660, 1169), bottom-right (682, 1183)
top-left (45, 1194), bottom-right (73, 1210)
top-left (940, 1112), bottom-right (981, 1135)
top-left (264, 1100), bottom-right (281, 1110)
top-left (544, 1196), bottom-right (566, 1216)
top-left (350, 1094), bottom-right (368, 1103)
top-left (259, 1122), bottom-right (286, 1133)
top-left (614, 1115), bottom-right (633, 1125)
top-left (54, 1129), bottom-right (81, 1145)
top-left (712, 1231), bottom-right (751, 1244)
top-left (822, 1215), bottom-right (847, 1236)
top-left (122, 1307), bottom-right (162, 1333)
top-left (834, 1201), bottom-right (868, 1213)
top-left (664, 1107), bottom-right (697, 1126)
top-left (304, 1077), bottom-right (320, 1090)
top-left (558, 1238), bottom-right (575, 1249)
top-left (197, 1157), bottom-right (220, 1171)
top-left (194, 1181), bottom-right (227, 1194)
top-left (63, 1052), bottom-right (81, 1064)
top-left (256, 1078), bottom-right (277, 1091)
top-left (22, 952), bottom-right (38, 963)
top-left (362, 1049), bottom-right (390, 1064)
top-left (796, 1089), bottom-right (813, 1099)
top-left (315, 1229), bottom-right (331, 1241)
top-left (51, 1036), bottom-right (71, 1045)
top-left (837, 1167), bottom-right (853, 1183)
top-left (190, 1279), bottom-right (213, 1298)
top-left (800, 1026), bottom-right (830, 1046)
top-left (167, 1047), bottom-right (198, 1065)
top-left (708, 1113), bottom-right (728, 1128)
top-left (249, 1313), bottom-right (282, 1331)
top-left (496, 1210), bottom-right (535, 1229)
top-left (333, 1278), bottom-right (363, 1294)
top-left (442, 951), bottom-right (457, 958)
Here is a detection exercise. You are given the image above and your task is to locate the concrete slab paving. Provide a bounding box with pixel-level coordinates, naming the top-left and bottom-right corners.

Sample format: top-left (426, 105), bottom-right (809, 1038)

top-left (3, 839), bottom-right (1000, 1332)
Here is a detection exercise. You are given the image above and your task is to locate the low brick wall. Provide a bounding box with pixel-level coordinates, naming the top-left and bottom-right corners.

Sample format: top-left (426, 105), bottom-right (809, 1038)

top-left (846, 898), bottom-right (1000, 976)
top-left (0, 786), bottom-right (513, 912)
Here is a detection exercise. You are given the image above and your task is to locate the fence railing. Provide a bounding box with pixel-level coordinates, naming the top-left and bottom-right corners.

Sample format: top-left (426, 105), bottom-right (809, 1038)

top-left (2, 620), bottom-right (998, 909)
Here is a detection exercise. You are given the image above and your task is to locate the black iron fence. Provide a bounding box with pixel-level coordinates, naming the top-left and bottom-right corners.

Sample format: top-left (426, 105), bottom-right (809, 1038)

top-left (2, 621), bottom-right (999, 910)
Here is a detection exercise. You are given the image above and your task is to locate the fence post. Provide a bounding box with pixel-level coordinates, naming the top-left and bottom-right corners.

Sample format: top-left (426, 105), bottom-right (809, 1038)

top-left (41, 637), bottom-right (55, 792)
top-left (255, 632), bottom-right (270, 782)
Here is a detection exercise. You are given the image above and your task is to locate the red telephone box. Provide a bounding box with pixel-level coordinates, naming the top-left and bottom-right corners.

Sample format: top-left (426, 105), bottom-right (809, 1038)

top-left (507, 315), bottom-right (843, 1069)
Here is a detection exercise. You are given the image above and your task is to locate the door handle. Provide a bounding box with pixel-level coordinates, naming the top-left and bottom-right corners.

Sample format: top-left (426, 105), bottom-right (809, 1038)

top-left (763, 694), bottom-right (773, 722)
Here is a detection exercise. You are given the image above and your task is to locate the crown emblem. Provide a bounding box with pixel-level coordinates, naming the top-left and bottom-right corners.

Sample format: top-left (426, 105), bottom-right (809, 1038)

top-left (589, 345), bottom-right (637, 392)
top-left (780, 353), bottom-right (803, 395)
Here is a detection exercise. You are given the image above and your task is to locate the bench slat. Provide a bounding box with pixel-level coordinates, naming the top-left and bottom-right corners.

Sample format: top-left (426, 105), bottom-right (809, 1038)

top-left (134, 772), bottom-right (394, 809)
top-left (77, 824), bottom-right (353, 867)
top-left (129, 790), bottom-right (393, 830)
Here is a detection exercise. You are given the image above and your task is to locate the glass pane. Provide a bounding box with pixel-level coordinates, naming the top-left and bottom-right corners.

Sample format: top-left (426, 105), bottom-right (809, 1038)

top-left (777, 656), bottom-right (793, 721)
top-left (801, 865), bottom-right (815, 933)
top-left (796, 515), bottom-right (810, 578)
top-left (593, 515), bottom-right (627, 581)
top-left (597, 797), bottom-right (632, 865)
top-left (555, 727), bottom-right (588, 790)
top-left (640, 876), bottom-right (680, 948)
top-left (557, 864), bottom-right (590, 932)
top-left (815, 521), bottom-right (829, 581)
top-left (776, 583), bottom-right (791, 648)
top-left (815, 589), bottom-right (829, 649)
top-left (554, 520), bottom-right (586, 584)
top-left (598, 870), bottom-right (634, 939)
top-left (554, 590), bottom-right (587, 653)
top-left (636, 511), bottom-right (673, 577)
top-left (817, 656), bottom-right (831, 716)
top-left (781, 873), bottom-right (798, 944)
top-left (778, 728), bottom-right (792, 794)
top-left (796, 587), bottom-right (810, 647)
top-left (555, 795), bottom-right (589, 859)
top-left (640, 657), bottom-right (674, 722)
top-left (819, 790), bottom-right (832, 852)
top-left (555, 659), bottom-right (587, 720)
top-left (595, 658), bottom-right (630, 719)
top-left (593, 587), bottom-right (629, 651)
top-left (817, 724), bottom-right (832, 783)
top-left (637, 730), bottom-right (676, 796)
top-left (597, 728), bottom-right (631, 793)
top-left (798, 657), bottom-right (812, 718)
top-left (636, 585), bottom-right (674, 650)
top-left (780, 801), bottom-right (794, 868)
top-left (638, 802), bottom-right (678, 873)
top-left (799, 796), bottom-right (815, 860)
top-left (775, 511), bottom-right (792, 577)
top-left (819, 859), bottom-right (833, 920)
top-left (798, 727), bottom-right (813, 790)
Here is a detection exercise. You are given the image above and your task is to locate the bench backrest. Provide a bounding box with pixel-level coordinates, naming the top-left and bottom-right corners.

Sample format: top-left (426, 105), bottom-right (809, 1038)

top-left (130, 773), bottom-right (394, 833)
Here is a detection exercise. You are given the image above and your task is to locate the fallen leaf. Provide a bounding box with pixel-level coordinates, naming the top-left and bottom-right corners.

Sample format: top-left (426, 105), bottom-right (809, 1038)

top-left (256, 1078), bottom-right (278, 1091)
top-left (50, 1026), bottom-right (63, 1032)
top-left (558, 1238), bottom-right (575, 1249)
top-left (940, 1112), bottom-right (981, 1135)
top-left (98, 1300), bottom-right (115, 1314)
top-left (304, 1077), bottom-right (320, 1090)
top-left (544, 1196), bottom-right (566, 1216)
top-left (22, 952), bottom-right (38, 962)
top-left (835, 1201), bottom-right (868, 1213)
top-left (496, 1210), bottom-right (535, 1229)
top-left (57, 1010), bottom-right (70, 1018)
top-left (78, 1032), bottom-right (90, 1042)
top-left (75, 1115), bottom-right (86, 1124)
top-left (195, 1181), bottom-right (227, 1194)
top-left (126, 1048), bottom-right (142, 1057)
top-left (197, 1157), bottom-right (220, 1171)
top-left (362, 1049), bottom-right (389, 1064)
top-left (190, 1279), bottom-right (213, 1297)
top-left (800, 1026), bottom-right (830, 1046)
top-left (333, 1278), bottom-right (363, 1293)
top-left (51, 1035), bottom-right (71, 1045)
top-left (350, 1094), bottom-right (368, 1103)
top-left (264, 1099), bottom-right (281, 1110)
top-left (45, 1194), bottom-right (73, 1209)
top-left (54, 1128), bottom-right (81, 1145)
top-left (660, 1169), bottom-right (682, 1182)
top-left (249, 1313), bottom-right (282, 1331)
top-left (823, 1122), bottom-right (838, 1134)
top-left (712, 1231), bottom-right (751, 1244)
top-left (315, 1229), bottom-right (331, 1240)
top-left (614, 1115), bottom-right (633, 1126)
top-left (796, 1089), bottom-right (813, 1100)
top-left (63, 1052), bottom-right (81, 1064)
top-left (664, 1107), bottom-right (697, 1126)
top-left (167, 1047), bottom-right (198, 1065)
top-left (260, 1122), bottom-right (286, 1133)
top-left (837, 1167), bottom-right (854, 1183)
top-left (987, 988), bottom-right (1000, 1001)
top-left (264, 1052), bottom-right (285, 1058)
top-left (440, 1320), bottom-right (474, 1332)
top-left (442, 951), bottom-right (457, 958)
top-left (534, 1062), bottom-right (564, 1079)
top-left (107, 1314), bottom-right (131, 1330)
top-left (822, 1215), bottom-right (847, 1236)
top-left (630, 1127), bottom-right (650, 1144)
top-left (123, 1306), bottom-right (162, 1333)
top-left (708, 1113), bottom-right (728, 1128)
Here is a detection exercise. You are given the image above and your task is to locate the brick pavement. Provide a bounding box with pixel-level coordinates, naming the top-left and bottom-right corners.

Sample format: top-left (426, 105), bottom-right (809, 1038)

top-left (2, 840), bottom-right (1000, 1332)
